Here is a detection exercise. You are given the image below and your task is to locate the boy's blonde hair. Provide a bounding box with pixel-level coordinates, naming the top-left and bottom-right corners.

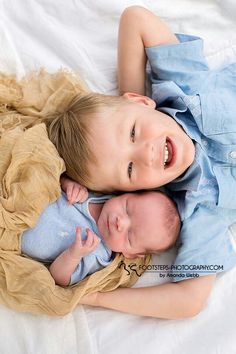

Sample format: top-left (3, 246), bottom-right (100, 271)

top-left (44, 92), bottom-right (125, 188)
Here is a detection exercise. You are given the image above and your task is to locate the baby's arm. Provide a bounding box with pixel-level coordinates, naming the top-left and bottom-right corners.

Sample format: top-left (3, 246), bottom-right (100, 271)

top-left (81, 274), bottom-right (216, 319)
top-left (60, 175), bottom-right (89, 204)
top-left (49, 227), bottom-right (100, 286)
top-left (118, 6), bottom-right (178, 95)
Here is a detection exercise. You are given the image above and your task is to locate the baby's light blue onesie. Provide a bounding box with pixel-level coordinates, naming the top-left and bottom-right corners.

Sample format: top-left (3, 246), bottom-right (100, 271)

top-left (21, 193), bottom-right (113, 284)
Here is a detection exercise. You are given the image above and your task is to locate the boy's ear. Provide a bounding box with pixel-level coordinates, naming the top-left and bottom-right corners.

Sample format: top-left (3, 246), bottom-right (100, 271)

top-left (123, 92), bottom-right (156, 109)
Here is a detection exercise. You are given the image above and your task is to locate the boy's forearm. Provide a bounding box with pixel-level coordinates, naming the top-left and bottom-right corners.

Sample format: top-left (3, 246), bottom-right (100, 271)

top-left (95, 275), bottom-right (216, 319)
top-left (97, 283), bottom-right (195, 319)
top-left (118, 7), bottom-right (147, 95)
top-left (49, 249), bottom-right (81, 286)
top-left (118, 6), bottom-right (179, 96)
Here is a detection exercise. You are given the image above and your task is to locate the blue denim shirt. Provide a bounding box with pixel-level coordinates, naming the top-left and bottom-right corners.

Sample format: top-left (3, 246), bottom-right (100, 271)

top-left (146, 34), bottom-right (236, 281)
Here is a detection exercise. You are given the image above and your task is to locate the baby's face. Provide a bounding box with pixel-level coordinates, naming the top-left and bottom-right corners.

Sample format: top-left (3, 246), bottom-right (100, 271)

top-left (88, 94), bottom-right (195, 192)
top-left (97, 192), bottom-right (173, 258)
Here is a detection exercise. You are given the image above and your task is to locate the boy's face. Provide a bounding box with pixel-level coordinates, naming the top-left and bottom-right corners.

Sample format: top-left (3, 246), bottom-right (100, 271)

top-left (97, 192), bottom-right (174, 258)
top-left (89, 94), bottom-right (195, 192)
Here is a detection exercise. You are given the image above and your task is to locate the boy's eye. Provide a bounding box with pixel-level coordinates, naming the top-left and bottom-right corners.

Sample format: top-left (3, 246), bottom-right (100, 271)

top-left (130, 124), bottom-right (136, 142)
top-left (127, 162), bottom-right (133, 179)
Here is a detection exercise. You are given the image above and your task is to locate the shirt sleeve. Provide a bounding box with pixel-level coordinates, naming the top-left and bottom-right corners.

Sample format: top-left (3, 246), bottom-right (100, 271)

top-left (69, 255), bottom-right (99, 285)
top-left (171, 205), bottom-right (236, 282)
top-left (145, 34), bottom-right (210, 97)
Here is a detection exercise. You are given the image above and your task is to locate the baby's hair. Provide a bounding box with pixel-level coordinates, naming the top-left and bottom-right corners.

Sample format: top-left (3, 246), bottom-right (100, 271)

top-left (44, 93), bottom-right (125, 189)
top-left (160, 193), bottom-right (180, 251)
top-left (144, 191), bottom-right (180, 255)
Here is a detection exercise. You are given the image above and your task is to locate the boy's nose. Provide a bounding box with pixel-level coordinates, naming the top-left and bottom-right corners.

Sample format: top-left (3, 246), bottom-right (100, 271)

top-left (135, 142), bottom-right (154, 167)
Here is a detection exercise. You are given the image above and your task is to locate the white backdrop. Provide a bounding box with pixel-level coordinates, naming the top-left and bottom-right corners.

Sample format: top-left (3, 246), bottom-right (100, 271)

top-left (1, 1), bottom-right (236, 353)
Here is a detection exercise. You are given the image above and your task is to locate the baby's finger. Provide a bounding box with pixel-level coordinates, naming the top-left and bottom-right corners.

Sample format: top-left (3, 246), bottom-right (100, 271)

top-left (83, 228), bottom-right (95, 247)
top-left (76, 188), bottom-right (88, 203)
top-left (84, 229), bottom-right (100, 248)
top-left (81, 188), bottom-right (89, 199)
top-left (71, 187), bottom-right (81, 203)
top-left (66, 184), bottom-right (73, 203)
top-left (88, 240), bottom-right (101, 253)
top-left (86, 229), bottom-right (100, 248)
top-left (91, 235), bottom-right (101, 249)
top-left (75, 227), bottom-right (82, 246)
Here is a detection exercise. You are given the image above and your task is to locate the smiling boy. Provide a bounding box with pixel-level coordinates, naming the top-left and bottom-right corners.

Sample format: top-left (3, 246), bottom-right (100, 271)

top-left (88, 92), bottom-right (195, 191)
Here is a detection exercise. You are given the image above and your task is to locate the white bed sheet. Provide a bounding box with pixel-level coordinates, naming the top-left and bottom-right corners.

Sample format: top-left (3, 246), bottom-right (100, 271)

top-left (1, 0), bottom-right (236, 353)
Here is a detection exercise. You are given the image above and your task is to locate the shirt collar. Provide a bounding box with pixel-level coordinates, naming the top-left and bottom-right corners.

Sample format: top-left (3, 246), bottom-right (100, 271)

top-left (167, 147), bottom-right (202, 191)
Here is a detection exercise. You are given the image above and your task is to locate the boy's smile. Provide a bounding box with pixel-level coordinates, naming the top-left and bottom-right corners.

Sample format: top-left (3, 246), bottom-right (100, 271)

top-left (89, 93), bottom-right (195, 192)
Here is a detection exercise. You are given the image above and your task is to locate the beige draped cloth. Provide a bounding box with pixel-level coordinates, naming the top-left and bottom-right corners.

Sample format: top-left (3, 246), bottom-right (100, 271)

top-left (0, 70), bottom-right (151, 316)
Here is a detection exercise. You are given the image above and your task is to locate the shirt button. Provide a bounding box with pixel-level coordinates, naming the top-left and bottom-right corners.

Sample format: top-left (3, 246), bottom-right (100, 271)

top-left (202, 139), bottom-right (208, 146)
top-left (229, 151), bottom-right (236, 159)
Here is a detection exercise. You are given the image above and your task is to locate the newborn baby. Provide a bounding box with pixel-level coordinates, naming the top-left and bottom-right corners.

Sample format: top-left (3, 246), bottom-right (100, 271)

top-left (22, 191), bottom-right (180, 286)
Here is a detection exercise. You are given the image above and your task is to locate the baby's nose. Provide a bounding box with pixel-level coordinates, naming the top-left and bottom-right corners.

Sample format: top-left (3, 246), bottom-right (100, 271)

top-left (117, 215), bottom-right (129, 232)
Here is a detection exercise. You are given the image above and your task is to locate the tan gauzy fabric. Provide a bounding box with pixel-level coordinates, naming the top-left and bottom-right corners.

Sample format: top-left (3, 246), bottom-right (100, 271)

top-left (0, 71), bottom-right (151, 316)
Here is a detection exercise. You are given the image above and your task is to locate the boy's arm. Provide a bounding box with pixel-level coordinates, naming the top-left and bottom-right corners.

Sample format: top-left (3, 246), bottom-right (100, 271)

top-left (81, 274), bottom-right (216, 319)
top-left (49, 227), bottom-right (101, 286)
top-left (118, 6), bottom-right (178, 95)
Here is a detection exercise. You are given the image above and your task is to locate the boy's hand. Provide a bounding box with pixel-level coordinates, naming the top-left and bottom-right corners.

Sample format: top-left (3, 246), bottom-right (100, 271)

top-left (61, 176), bottom-right (89, 204)
top-left (69, 227), bottom-right (101, 259)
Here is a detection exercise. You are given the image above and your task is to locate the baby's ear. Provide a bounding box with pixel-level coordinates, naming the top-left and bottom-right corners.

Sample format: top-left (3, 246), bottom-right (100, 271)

top-left (136, 253), bottom-right (145, 258)
top-left (152, 250), bottom-right (161, 255)
top-left (123, 252), bottom-right (142, 259)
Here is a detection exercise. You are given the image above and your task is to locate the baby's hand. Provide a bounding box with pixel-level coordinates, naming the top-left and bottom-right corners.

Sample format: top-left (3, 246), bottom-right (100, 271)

top-left (60, 176), bottom-right (89, 204)
top-left (69, 227), bottom-right (101, 259)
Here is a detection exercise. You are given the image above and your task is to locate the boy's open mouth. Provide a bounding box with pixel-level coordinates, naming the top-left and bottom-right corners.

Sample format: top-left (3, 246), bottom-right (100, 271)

top-left (163, 138), bottom-right (174, 168)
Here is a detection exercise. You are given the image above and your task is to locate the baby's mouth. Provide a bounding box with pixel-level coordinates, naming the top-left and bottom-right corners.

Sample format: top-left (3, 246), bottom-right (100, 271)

top-left (107, 216), bottom-right (110, 232)
top-left (163, 138), bottom-right (173, 168)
